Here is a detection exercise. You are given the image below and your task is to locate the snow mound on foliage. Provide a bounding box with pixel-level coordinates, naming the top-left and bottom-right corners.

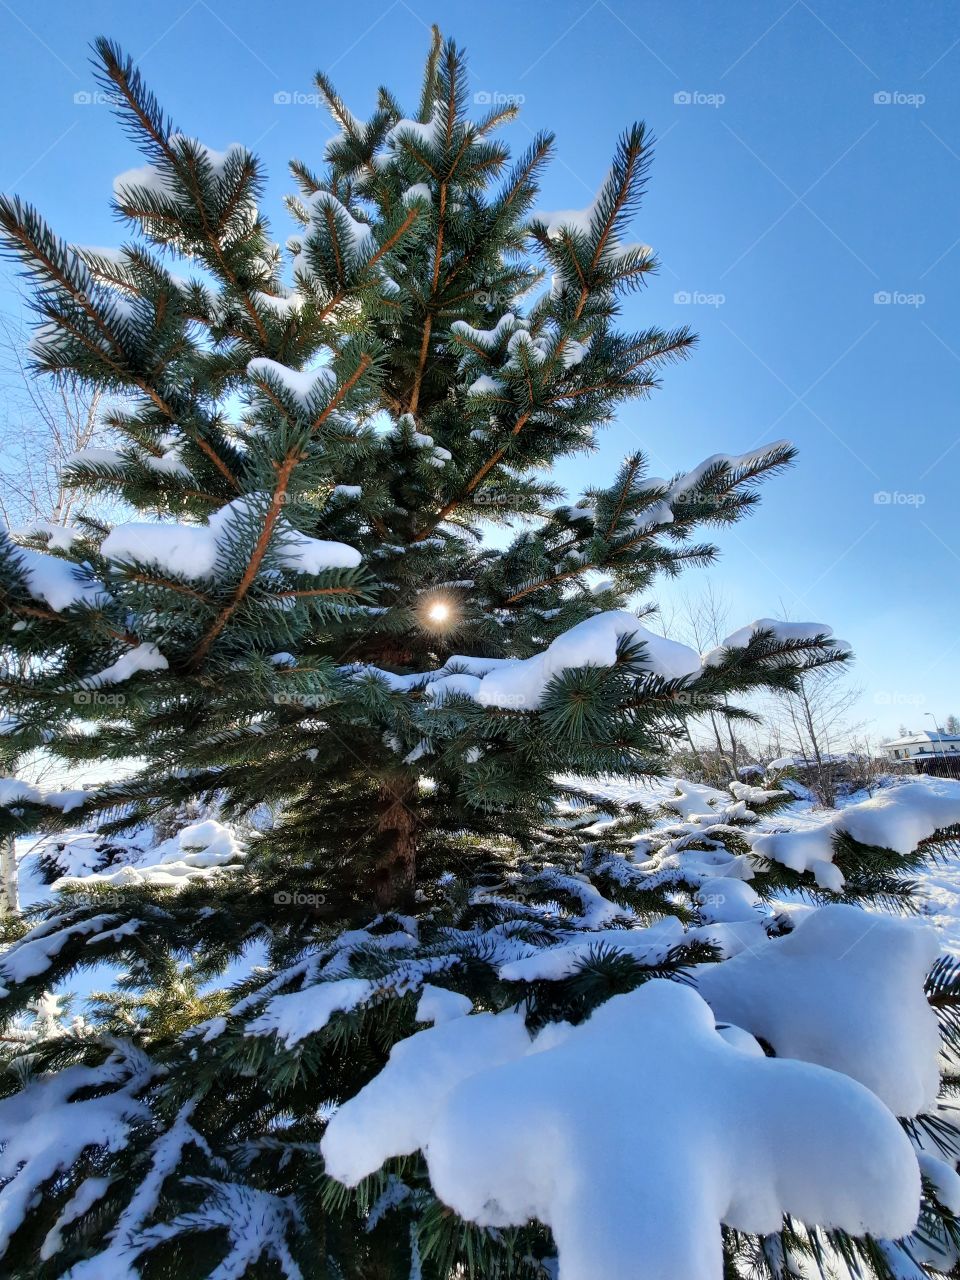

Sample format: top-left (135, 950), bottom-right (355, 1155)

top-left (82, 642), bottom-right (168, 687)
top-left (0, 1045), bottom-right (152, 1255)
top-left (749, 777), bottom-right (960, 878)
top-left (247, 356), bottom-right (337, 406)
top-left (356, 610), bottom-right (840, 710)
top-left (701, 617), bottom-right (839, 666)
top-left (323, 979), bottom-right (920, 1280)
top-left (697, 904), bottom-right (940, 1116)
top-left (246, 977), bottom-right (376, 1048)
top-left (8, 544), bottom-right (105, 612)
top-left (53, 819), bottom-right (244, 891)
top-left (113, 136), bottom-right (245, 199)
top-left (472, 611), bottom-right (702, 709)
top-left (10, 520), bottom-right (80, 552)
top-left (101, 495), bottom-right (360, 582)
top-left (415, 985), bottom-right (473, 1025)
top-left (0, 780), bottom-right (86, 816)
top-left (497, 917), bottom-right (685, 982)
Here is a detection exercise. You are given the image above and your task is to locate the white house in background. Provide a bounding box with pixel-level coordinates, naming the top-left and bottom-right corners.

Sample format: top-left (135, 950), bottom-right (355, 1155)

top-left (880, 730), bottom-right (960, 762)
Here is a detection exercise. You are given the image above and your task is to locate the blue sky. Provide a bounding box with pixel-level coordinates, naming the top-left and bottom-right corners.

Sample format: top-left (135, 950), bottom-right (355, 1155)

top-left (0, 0), bottom-right (958, 742)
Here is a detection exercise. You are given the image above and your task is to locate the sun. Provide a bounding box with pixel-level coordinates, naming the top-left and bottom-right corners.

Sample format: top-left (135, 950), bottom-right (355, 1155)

top-left (419, 594), bottom-right (459, 630)
top-left (426, 601), bottom-right (451, 625)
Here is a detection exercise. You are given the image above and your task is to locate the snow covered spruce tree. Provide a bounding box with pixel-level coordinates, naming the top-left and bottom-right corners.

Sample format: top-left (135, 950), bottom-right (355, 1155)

top-left (1, 29), bottom-right (960, 1280)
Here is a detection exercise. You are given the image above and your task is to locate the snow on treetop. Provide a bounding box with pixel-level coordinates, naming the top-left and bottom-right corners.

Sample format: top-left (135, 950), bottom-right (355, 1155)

top-left (505, 329), bottom-right (547, 367)
top-left (303, 190), bottom-right (373, 256)
top-left (0, 781), bottom-right (87, 822)
top-left (450, 313), bottom-right (520, 348)
top-left (661, 779), bottom-right (732, 821)
top-left (401, 183), bottom-right (432, 205)
top-left (321, 1008), bottom-right (532, 1187)
top-left (100, 495), bottom-right (361, 582)
top-left (415, 984), bottom-right (473, 1025)
top-left (101, 518), bottom-right (219, 581)
top-left (141, 439), bottom-right (194, 479)
top-left (251, 290), bottom-right (303, 318)
top-left (466, 374), bottom-right (505, 395)
top-left (354, 609), bottom-right (845, 712)
top-left (534, 166), bottom-right (653, 253)
top-left (63, 446), bottom-right (128, 472)
top-left (113, 162), bottom-right (178, 200)
top-left (0, 778), bottom-right (42, 808)
top-left (113, 136), bottom-right (245, 199)
top-left (246, 356), bottom-right (337, 407)
top-left (246, 977), bottom-right (377, 1049)
top-left (355, 613), bottom-right (700, 708)
top-left (668, 440), bottom-right (793, 500)
top-left (382, 113), bottom-right (441, 153)
top-left (729, 779), bottom-right (789, 806)
top-left (323, 977), bottom-right (921, 1280)
top-left (497, 916), bottom-right (684, 982)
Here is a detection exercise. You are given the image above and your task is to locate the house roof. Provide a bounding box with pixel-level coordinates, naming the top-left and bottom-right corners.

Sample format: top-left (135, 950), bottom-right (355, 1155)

top-left (882, 730), bottom-right (960, 748)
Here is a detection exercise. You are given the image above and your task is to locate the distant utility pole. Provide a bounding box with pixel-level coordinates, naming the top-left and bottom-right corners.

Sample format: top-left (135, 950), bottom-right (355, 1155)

top-left (926, 712), bottom-right (949, 773)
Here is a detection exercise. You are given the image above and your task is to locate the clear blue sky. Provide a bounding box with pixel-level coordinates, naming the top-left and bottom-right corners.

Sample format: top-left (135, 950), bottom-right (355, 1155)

top-left (1, 0), bottom-right (958, 742)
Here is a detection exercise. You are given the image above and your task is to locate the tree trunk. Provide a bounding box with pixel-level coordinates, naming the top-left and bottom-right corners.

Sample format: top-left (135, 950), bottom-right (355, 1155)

top-left (723, 700), bottom-right (741, 776)
top-left (371, 775), bottom-right (418, 912)
top-left (708, 712), bottom-right (738, 782)
top-left (796, 680), bottom-right (835, 807)
top-left (682, 723), bottom-right (710, 780)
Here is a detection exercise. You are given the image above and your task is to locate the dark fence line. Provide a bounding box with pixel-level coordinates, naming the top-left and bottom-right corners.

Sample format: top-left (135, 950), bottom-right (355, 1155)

top-left (912, 756), bottom-right (960, 779)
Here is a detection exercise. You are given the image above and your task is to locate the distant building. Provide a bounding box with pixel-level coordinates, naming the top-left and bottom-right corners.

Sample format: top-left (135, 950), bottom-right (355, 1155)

top-left (880, 730), bottom-right (960, 766)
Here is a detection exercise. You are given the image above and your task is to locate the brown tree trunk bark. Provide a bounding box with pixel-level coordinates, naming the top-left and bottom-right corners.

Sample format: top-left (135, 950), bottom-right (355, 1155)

top-left (371, 774), bottom-right (418, 912)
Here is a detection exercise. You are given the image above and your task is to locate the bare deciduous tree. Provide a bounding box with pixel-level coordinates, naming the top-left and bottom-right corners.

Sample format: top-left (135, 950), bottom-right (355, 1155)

top-left (664, 585), bottom-right (752, 782)
top-left (0, 314), bottom-right (111, 913)
top-left (0, 314), bottom-right (105, 530)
